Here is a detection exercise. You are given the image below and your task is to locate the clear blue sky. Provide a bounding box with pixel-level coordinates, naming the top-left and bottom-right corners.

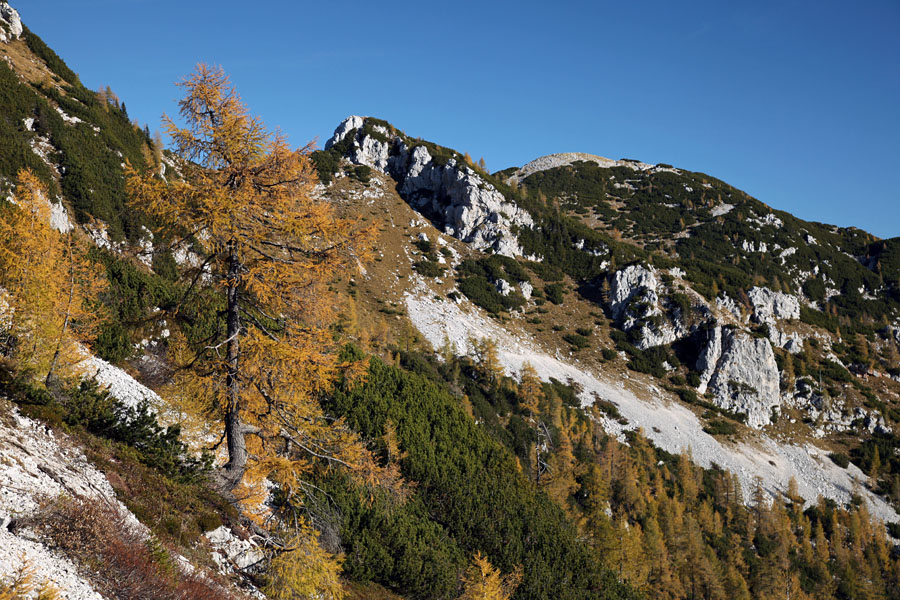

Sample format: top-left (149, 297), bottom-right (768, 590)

top-left (19, 0), bottom-right (900, 238)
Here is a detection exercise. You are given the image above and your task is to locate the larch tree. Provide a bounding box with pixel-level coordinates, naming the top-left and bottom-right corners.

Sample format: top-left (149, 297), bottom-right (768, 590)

top-left (45, 226), bottom-right (107, 385)
top-left (517, 362), bottom-right (542, 420)
top-left (457, 552), bottom-right (521, 600)
top-left (470, 336), bottom-right (504, 387)
top-left (0, 169), bottom-right (60, 368)
top-left (0, 169), bottom-right (105, 382)
top-left (125, 64), bottom-right (378, 498)
top-left (518, 362), bottom-right (549, 483)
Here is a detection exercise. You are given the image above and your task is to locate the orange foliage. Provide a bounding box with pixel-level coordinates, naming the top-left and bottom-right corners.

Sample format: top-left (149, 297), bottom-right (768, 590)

top-left (0, 169), bottom-right (106, 382)
top-left (126, 64), bottom-right (389, 516)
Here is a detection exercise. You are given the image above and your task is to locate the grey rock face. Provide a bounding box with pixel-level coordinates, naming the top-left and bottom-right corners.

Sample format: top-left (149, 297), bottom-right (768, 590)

top-left (325, 115), bottom-right (364, 149)
top-left (519, 281), bottom-right (533, 299)
top-left (608, 265), bottom-right (686, 349)
top-left (609, 265), bottom-right (659, 320)
top-left (716, 293), bottom-right (742, 320)
top-left (768, 326), bottom-right (804, 353)
top-left (748, 286), bottom-right (800, 324)
top-left (325, 116), bottom-right (532, 257)
top-left (696, 326), bottom-right (781, 428)
top-left (0, 2), bottom-right (21, 42)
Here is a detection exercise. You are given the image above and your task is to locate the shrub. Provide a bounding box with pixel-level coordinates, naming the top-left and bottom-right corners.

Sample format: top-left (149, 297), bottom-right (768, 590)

top-left (562, 333), bottom-right (590, 349)
top-left (829, 452), bottom-right (850, 468)
top-left (37, 497), bottom-right (239, 600)
top-left (413, 259), bottom-right (444, 278)
top-left (349, 164), bottom-right (372, 183)
top-left (545, 283), bottom-right (565, 305)
top-left (703, 419), bottom-right (738, 436)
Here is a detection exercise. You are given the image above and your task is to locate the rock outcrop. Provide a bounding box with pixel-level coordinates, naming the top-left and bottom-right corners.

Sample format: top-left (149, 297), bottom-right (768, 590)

top-left (768, 326), bottom-right (804, 353)
top-left (325, 116), bottom-right (533, 257)
top-left (748, 286), bottom-right (800, 324)
top-left (0, 2), bottom-right (22, 43)
top-left (785, 380), bottom-right (892, 437)
top-left (607, 264), bottom-right (686, 349)
top-left (696, 326), bottom-right (781, 428)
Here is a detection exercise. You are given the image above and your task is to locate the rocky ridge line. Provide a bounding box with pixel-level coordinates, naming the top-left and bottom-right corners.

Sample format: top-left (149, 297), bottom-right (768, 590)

top-left (506, 152), bottom-right (680, 184)
top-left (326, 116), bottom-right (533, 258)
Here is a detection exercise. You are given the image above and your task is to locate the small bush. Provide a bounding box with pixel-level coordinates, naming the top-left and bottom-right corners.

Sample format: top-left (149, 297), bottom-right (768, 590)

top-left (829, 452), bottom-right (850, 468)
top-left (348, 164), bottom-right (372, 183)
top-left (38, 497), bottom-right (239, 600)
top-left (413, 260), bottom-right (444, 278)
top-left (887, 522), bottom-right (900, 539)
top-left (593, 398), bottom-right (622, 420)
top-left (562, 333), bottom-right (590, 349)
top-left (545, 283), bottom-right (565, 305)
top-left (703, 419), bottom-right (738, 436)
top-left (601, 348), bottom-right (617, 361)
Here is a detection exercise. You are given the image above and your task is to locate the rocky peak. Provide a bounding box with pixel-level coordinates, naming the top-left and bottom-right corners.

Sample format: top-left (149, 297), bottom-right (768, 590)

top-left (325, 115), bottom-right (365, 149)
top-left (325, 116), bottom-right (533, 257)
top-left (0, 2), bottom-right (22, 42)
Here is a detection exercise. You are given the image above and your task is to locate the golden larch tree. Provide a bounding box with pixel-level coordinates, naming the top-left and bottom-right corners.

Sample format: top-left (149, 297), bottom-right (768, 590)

top-left (0, 169), bottom-right (105, 382)
top-left (125, 64), bottom-right (377, 497)
top-left (457, 552), bottom-right (521, 600)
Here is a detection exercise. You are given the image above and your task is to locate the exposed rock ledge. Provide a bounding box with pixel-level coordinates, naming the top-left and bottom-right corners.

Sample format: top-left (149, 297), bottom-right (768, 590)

top-left (748, 286), bottom-right (800, 324)
top-left (326, 116), bottom-right (532, 257)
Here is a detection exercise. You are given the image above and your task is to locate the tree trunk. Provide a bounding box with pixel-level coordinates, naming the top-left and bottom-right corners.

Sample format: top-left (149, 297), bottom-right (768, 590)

top-left (45, 236), bottom-right (75, 387)
top-left (222, 241), bottom-right (246, 490)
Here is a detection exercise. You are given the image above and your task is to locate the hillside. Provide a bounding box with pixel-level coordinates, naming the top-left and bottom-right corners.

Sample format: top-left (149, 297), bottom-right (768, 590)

top-left (0, 3), bottom-right (899, 599)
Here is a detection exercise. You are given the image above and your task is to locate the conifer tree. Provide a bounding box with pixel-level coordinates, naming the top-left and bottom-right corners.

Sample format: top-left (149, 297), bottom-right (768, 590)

top-left (264, 521), bottom-right (344, 600)
top-left (0, 170), bottom-right (105, 381)
top-left (518, 362), bottom-right (542, 420)
top-left (457, 552), bottom-right (521, 600)
top-left (126, 64), bottom-right (378, 497)
top-left (470, 337), bottom-right (504, 386)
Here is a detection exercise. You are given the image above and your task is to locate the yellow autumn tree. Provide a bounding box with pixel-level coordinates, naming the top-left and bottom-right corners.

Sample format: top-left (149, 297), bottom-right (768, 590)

top-left (518, 362), bottom-right (542, 421)
top-left (0, 169), bottom-right (105, 383)
top-left (127, 63), bottom-right (377, 493)
top-left (470, 336), bottom-right (504, 386)
top-left (457, 552), bottom-right (521, 600)
top-left (127, 64), bottom-right (386, 598)
top-left (264, 521), bottom-right (344, 600)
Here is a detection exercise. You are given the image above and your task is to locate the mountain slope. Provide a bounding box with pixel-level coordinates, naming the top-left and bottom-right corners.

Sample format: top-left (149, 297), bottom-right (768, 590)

top-left (317, 115), bottom-right (900, 516)
top-left (1, 5), bottom-right (899, 598)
